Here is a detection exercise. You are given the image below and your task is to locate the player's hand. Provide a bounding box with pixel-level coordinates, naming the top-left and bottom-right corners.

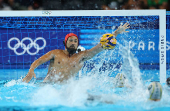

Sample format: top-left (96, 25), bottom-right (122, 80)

top-left (117, 23), bottom-right (130, 34)
top-left (22, 70), bottom-right (36, 83)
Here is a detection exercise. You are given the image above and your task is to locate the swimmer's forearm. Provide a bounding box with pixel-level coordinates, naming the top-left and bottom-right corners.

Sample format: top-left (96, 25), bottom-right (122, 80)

top-left (29, 60), bottom-right (44, 71)
top-left (90, 43), bottom-right (103, 54)
top-left (95, 43), bottom-right (103, 52)
top-left (112, 29), bottom-right (120, 37)
top-left (85, 43), bottom-right (103, 59)
top-left (29, 51), bottom-right (54, 71)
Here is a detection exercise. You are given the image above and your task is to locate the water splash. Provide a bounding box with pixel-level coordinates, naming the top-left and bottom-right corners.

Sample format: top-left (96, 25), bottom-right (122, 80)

top-left (118, 41), bottom-right (143, 88)
top-left (30, 76), bottom-right (97, 107)
top-left (1, 40), bottom-right (170, 110)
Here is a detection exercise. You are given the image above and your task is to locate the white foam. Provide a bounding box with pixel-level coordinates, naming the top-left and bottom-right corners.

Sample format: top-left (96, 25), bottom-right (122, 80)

top-left (4, 80), bottom-right (17, 87)
top-left (30, 76), bottom-right (97, 107)
top-left (118, 41), bottom-right (143, 88)
top-left (3, 40), bottom-right (169, 109)
top-left (4, 77), bottom-right (35, 87)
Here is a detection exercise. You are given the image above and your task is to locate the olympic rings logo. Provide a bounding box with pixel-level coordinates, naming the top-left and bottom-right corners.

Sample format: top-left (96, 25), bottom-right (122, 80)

top-left (42, 11), bottom-right (52, 15)
top-left (8, 37), bottom-right (46, 55)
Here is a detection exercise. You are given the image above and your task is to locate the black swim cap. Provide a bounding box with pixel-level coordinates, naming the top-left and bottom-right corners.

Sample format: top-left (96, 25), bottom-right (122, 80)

top-left (166, 77), bottom-right (170, 87)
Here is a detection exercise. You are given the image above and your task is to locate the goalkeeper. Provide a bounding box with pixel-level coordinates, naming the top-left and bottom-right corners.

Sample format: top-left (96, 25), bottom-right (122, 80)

top-left (22, 23), bottom-right (130, 83)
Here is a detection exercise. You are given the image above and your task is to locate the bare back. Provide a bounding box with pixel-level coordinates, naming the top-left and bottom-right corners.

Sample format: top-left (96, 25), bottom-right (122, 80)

top-left (43, 50), bottom-right (86, 83)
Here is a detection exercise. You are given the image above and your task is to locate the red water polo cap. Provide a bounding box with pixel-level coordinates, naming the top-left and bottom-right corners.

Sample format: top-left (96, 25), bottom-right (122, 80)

top-left (65, 33), bottom-right (78, 46)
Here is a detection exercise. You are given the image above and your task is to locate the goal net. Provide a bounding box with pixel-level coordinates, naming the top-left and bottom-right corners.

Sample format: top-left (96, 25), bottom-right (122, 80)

top-left (0, 10), bottom-right (166, 83)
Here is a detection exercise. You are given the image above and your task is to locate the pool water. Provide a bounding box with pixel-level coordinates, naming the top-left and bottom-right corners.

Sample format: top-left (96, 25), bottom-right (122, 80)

top-left (0, 69), bottom-right (170, 111)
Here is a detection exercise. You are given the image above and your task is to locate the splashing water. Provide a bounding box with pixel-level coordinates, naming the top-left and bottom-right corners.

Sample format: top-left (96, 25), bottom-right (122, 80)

top-left (118, 41), bottom-right (143, 87)
top-left (1, 40), bottom-right (170, 110)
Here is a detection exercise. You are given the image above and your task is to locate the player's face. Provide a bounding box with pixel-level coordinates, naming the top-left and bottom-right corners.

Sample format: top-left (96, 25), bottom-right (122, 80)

top-left (66, 36), bottom-right (78, 49)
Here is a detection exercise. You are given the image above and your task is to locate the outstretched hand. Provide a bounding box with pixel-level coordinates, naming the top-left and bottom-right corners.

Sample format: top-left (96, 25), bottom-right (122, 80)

top-left (117, 23), bottom-right (130, 34)
top-left (22, 71), bottom-right (36, 83)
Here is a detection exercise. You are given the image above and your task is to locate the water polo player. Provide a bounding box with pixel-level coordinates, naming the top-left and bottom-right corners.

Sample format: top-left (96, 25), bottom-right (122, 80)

top-left (22, 23), bottom-right (130, 83)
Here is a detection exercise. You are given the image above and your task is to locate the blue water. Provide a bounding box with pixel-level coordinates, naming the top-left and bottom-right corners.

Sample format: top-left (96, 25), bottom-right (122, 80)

top-left (0, 69), bottom-right (170, 111)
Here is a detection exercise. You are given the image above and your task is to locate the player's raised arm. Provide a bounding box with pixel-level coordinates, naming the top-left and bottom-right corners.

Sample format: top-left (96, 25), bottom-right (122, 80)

top-left (112, 23), bottom-right (130, 37)
top-left (81, 23), bottom-right (130, 61)
top-left (22, 50), bottom-right (55, 83)
top-left (81, 43), bottom-right (103, 61)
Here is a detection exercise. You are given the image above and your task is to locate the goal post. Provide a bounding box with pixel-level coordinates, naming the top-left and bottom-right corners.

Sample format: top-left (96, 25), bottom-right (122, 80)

top-left (0, 10), bottom-right (166, 83)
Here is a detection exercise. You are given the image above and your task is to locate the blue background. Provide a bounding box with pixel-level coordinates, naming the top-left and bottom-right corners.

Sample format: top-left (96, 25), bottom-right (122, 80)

top-left (0, 15), bottom-right (169, 69)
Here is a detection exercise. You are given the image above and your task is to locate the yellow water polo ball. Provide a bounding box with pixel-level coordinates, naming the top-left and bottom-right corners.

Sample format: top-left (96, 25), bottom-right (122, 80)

top-left (148, 82), bottom-right (162, 101)
top-left (100, 33), bottom-right (116, 50)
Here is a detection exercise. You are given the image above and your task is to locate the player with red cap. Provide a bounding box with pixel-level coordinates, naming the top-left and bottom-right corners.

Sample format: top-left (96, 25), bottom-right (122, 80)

top-left (64, 33), bottom-right (79, 47)
top-left (62, 33), bottom-right (81, 56)
top-left (23, 23), bottom-right (130, 83)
